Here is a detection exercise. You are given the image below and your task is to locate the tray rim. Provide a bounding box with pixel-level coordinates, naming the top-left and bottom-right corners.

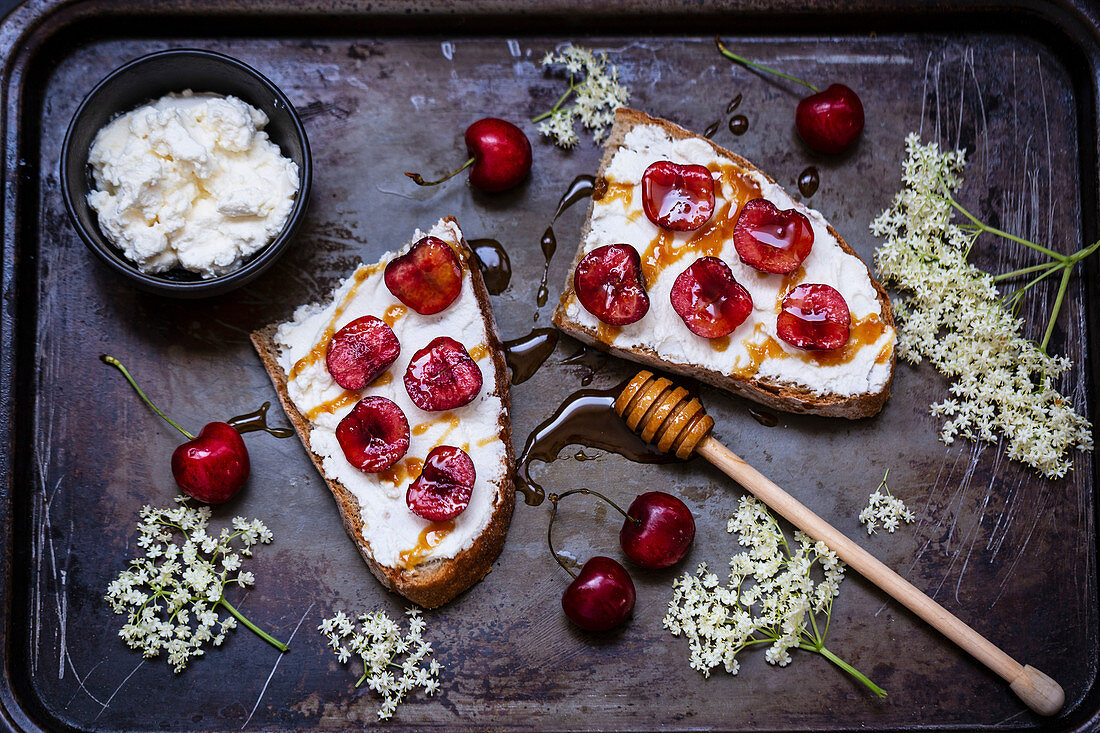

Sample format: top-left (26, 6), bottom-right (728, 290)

top-left (1, 0), bottom-right (1098, 731)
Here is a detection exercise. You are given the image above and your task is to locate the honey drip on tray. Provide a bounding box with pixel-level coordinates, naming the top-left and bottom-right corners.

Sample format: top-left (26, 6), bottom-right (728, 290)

top-left (513, 381), bottom-right (676, 506)
top-left (536, 174), bottom-right (597, 313)
top-left (399, 519), bottom-right (454, 569)
top-left (226, 402), bottom-right (294, 438)
top-left (504, 328), bottom-right (559, 385)
top-left (470, 238), bottom-right (512, 295)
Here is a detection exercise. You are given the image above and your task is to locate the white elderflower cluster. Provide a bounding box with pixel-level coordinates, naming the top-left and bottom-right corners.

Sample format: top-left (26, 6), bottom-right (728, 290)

top-left (664, 497), bottom-right (882, 696)
top-left (319, 607), bottom-right (443, 721)
top-left (105, 497), bottom-right (278, 672)
top-left (536, 45), bottom-right (631, 148)
top-left (858, 472), bottom-right (915, 534)
top-left (872, 134), bottom-right (1092, 478)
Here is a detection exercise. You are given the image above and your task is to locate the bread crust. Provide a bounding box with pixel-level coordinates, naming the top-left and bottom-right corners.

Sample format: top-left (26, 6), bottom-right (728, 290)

top-left (552, 108), bottom-right (895, 419)
top-left (251, 218), bottom-right (515, 608)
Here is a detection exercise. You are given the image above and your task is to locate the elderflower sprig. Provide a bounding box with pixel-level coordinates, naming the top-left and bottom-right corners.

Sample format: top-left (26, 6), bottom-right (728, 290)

top-left (871, 134), bottom-right (1093, 478)
top-left (319, 607), bottom-right (443, 721)
top-left (534, 45), bottom-right (631, 148)
top-left (664, 497), bottom-right (885, 698)
top-left (858, 471), bottom-right (915, 535)
top-left (105, 497), bottom-right (286, 672)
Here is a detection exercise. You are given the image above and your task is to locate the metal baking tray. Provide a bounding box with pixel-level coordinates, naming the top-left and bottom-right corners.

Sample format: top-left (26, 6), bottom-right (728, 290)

top-left (1, 0), bottom-right (1097, 730)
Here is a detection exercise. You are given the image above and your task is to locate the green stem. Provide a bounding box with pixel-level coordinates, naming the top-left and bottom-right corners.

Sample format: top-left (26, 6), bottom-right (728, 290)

top-left (218, 597), bottom-right (288, 653)
top-left (939, 187), bottom-right (1067, 262)
top-left (993, 261), bottom-right (1062, 282)
top-left (532, 82), bottom-right (576, 123)
top-left (715, 36), bottom-right (820, 93)
top-left (1040, 265), bottom-right (1075, 353)
top-left (802, 643), bottom-right (887, 698)
top-left (101, 355), bottom-right (194, 439)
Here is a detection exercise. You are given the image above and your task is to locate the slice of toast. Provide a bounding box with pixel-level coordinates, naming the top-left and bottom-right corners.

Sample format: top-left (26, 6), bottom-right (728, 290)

top-left (553, 108), bottom-right (896, 419)
top-left (251, 217), bottom-right (514, 608)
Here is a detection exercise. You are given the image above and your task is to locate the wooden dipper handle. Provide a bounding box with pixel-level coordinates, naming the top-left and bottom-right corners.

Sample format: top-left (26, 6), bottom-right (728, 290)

top-left (615, 371), bottom-right (1065, 716)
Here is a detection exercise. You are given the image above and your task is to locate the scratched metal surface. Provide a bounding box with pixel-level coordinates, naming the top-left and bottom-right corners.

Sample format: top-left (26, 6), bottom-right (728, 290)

top-left (0, 1), bottom-right (1098, 731)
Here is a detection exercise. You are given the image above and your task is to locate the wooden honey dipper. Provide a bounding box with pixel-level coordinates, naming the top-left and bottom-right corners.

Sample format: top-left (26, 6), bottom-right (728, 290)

top-left (615, 370), bottom-right (1064, 716)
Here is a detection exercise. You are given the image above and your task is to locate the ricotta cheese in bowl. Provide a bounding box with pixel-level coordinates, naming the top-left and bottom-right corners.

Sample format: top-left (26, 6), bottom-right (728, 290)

top-left (86, 90), bottom-right (300, 279)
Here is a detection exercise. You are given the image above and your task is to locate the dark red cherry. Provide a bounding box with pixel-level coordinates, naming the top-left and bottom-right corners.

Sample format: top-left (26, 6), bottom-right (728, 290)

top-left (561, 556), bottom-right (636, 632)
top-left (405, 118), bottom-right (532, 192)
top-left (776, 283), bottom-right (851, 351)
top-left (670, 257), bottom-right (753, 338)
top-left (619, 492), bottom-right (695, 569)
top-left (641, 161), bottom-right (715, 231)
top-left (796, 84), bottom-right (865, 155)
top-left (171, 422), bottom-right (250, 504)
top-left (335, 396), bottom-right (410, 472)
top-left (733, 198), bottom-right (815, 274)
top-left (406, 446), bottom-right (476, 521)
top-left (573, 244), bottom-right (650, 326)
top-left (384, 236), bottom-right (463, 315)
top-left (326, 316), bottom-right (400, 390)
top-left (403, 336), bottom-right (483, 411)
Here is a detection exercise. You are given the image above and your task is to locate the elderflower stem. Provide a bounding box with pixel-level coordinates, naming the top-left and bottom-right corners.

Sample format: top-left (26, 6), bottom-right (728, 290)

top-left (715, 36), bottom-right (820, 93)
top-left (218, 597), bottom-right (288, 652)
top-left (532, 80), bottom-right (576, 123)
top-left (993, 261), bottom-right (1062, 282)
top-left (807, 644), bottom-right (887, 698)
top-left (937, 185), bottom-right (1067, 262)
top-left (1040, 264), bottom-right (1075, 353)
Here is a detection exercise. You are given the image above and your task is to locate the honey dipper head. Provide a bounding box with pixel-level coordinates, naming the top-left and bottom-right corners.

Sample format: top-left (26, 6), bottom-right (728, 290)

top-left (614, 371), bottom-right (714, 459)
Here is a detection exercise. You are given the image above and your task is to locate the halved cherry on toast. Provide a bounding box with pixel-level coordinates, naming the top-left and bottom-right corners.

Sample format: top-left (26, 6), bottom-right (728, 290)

top-left (407, 445), bottom-right (476, 521)
top-left (670, 257), bottom-right (753, 338)
top-left (573, 244), bottom-right (650, 326)
top-left (404, 336), bottom-right (484, 411)
top-left (777, 283), bottom-right (851, 350)
top-left (326, 316), bottom-right (400, 390)
top-left (641, 161), bottom-right (715, 231)
top-left (733, 198), bottom-right (815, 274)
top-left (384, 236), bottom-right (463, 315)
top-left (336, 396), bottom-right (411, 472)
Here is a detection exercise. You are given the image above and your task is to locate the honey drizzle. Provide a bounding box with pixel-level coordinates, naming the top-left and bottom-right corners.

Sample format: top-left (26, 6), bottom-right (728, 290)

top-left (305, 390), bottom-right (359, 421)
top-left (398, 519), bottom-right (455, 569)
top-left (412, 413), bottom-right (461, 447)
top-left (596, 179), bottom-right (634, 208)
top-left (468, 343), bottom-right (488, 362)
top-left (380, 456), bottom-right (425, 487)
top-left (289, 264), bottom-right (378, 380)
top-left (711, 336), bottom-right (730, 352)
top-left (476, 435), bottom-right (496, 447)
top-left (371, 371), bottom-right (393, 387)
top-left (383, 304), bottom-right (407, 327)
top-left (731, 324), bottom-right (790, 379)
top-left (876, 342), bottom-right (894, 364)
top-left (597, 323), bottom-right (622, 343)
top-left (804, 314), bottom-right (888, 367)
top-left (775, 265), bottom-right (807, 311)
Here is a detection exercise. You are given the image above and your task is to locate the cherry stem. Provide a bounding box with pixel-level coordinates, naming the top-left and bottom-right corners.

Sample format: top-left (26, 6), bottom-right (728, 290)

top-left (715, 36), bottom-right (820, 94)
top-left (405, 157), bottom-right (474, 187)
top-left (547, 488), bottom-right (641, 580)
top-left (100, 355), bottom-right (195, 440)
top-left (546, 493), bottom-right (578, 579)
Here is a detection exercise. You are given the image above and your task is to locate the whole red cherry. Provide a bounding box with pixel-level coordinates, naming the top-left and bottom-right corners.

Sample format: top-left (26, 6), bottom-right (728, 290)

top-left (795, 84), bottom-right (865, 155)
top-left (619, 492), bottom-right (695, 569)
top-left (101, 355), bottom-right (293, 505)
top-left (171, 422), bottom-right (250, 503)
top-left (561, 556), bottom-right (636, 632)
top-left (406, 118), bottom-right (532, 192)
top-left (716, 37), bottom-right (864, 154)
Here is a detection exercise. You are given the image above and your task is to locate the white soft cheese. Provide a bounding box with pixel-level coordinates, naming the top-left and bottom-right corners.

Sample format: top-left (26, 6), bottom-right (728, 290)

top-left (274, 219), bottom-right (508, 569)
top-left (87, 91), bottom-right (299, 278)
top-left (562, 124), bottom-right (895, 396)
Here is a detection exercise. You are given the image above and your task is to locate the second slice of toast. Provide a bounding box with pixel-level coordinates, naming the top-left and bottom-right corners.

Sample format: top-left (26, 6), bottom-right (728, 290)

top-left (252, 217), bottom-right (514, 608)
top-left (553, 109), bottom-right (896, 419)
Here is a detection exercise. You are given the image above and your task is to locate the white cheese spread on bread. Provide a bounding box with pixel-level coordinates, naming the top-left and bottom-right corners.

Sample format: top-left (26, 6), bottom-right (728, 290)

top-left (273, 219), bottom-right (508, 568)
top-left (560, 123), bottom-right (895, 398)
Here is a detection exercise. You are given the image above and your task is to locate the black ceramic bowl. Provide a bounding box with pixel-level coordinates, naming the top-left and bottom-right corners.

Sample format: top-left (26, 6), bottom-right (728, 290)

top-left (60, 49), bottom-right (312, 298)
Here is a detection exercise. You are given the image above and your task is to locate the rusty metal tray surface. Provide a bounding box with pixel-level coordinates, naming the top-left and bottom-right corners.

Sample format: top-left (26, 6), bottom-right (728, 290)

top-left (1, 0), bottom-right (1099, 730)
